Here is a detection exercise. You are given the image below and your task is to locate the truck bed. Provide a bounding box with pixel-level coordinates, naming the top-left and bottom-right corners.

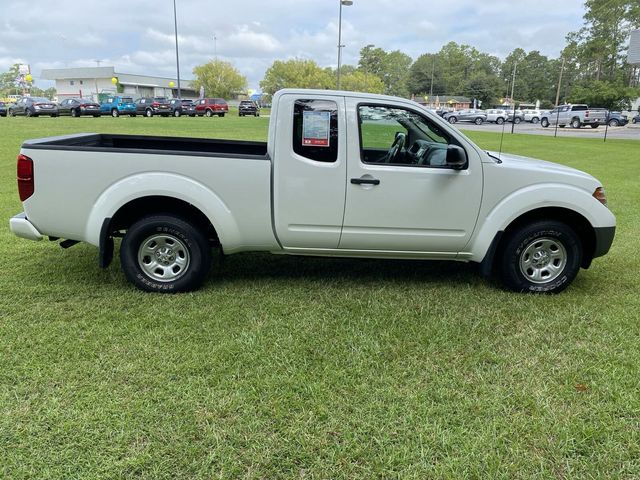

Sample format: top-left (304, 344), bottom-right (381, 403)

top-left (22, 133), bottom-right (269, 159)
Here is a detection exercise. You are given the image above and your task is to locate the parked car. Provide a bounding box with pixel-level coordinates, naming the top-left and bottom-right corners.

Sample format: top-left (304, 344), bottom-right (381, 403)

top-left (239, 100), bottom-right (260, 117)
top-left (0, 101), bottom-right (6, 117)
top-left (506, 109), bottom-right (524, 124)
top-left (443, 109), bottom-right (487, 125)
top-left (485, 109), bottom-right (509, 125)
top-left (10, 88), bottom-right (615, 294)
top-left (540, 104), bottom-right (606, 129)
top-left (168, 98), bottom-right (194, 117)
top-left (633, 114), bottom-right (640, 124)
top-left (522, 109), bottom-right (543, 123)
top-left (194, 98), bottom-right (229, 117)
top-left (8, 97), bottom-right (59, 117)
top-left (100, 96), bottom-right (137, 117)
top-left (135, 97), bottom-right (171, 117)
top-left (57, 97), bottom-right (101, 117)
top-left (605, 111), bottom-right (628, 127)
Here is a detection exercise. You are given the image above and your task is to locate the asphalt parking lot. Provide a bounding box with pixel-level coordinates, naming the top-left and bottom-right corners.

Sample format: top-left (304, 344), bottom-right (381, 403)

top-left (459, 121), bottom-right (640, 139)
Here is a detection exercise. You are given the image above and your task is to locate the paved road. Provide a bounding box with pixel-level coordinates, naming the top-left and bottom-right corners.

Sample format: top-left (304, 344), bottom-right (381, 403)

top-left (457, 121), bottom-right (640, 140)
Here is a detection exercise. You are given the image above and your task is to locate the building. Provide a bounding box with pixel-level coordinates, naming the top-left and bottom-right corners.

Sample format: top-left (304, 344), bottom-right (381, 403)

top-left (415, 95), bottom-right (472, 110)
top-left (40, 66), bottom-right (197, 100)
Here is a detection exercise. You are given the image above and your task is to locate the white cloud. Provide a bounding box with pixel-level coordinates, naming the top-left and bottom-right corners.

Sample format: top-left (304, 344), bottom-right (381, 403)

top-left (0, 0), bottom-right (586, 90)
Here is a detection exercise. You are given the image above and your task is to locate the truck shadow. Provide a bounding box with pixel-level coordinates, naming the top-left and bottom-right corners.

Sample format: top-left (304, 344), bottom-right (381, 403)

top-left (213, 252), bottom-right (481, 285)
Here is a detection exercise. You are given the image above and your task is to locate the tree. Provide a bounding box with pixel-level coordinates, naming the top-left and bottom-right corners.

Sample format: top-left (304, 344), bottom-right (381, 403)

top-left (339, 71), bottom-right (384, 94)
top-left (192, 60), bottom-right (247, 99)
top-left (357, 45), bottom-right (412, 97)
top-left (0, 64), bottom-right (25, 96)
top-left (568, 80), bottom-right (638, 109)
top-left (260, 59), bottom-right (332, 95)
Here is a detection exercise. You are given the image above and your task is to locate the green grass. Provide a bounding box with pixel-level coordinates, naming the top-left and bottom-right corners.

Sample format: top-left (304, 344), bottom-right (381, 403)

top-left (1, 116), bottom-right (639, 479)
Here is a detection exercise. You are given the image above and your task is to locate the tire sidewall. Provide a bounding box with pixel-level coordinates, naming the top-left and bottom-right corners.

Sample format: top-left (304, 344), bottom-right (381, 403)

top-left (120, 215), bottom-right (212, 292)
top-left (500, 221), bottom-right (582, 293)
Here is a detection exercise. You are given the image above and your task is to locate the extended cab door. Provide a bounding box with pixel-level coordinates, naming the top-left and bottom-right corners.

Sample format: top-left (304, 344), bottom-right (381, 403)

top-left (339, 99), bottom-right (482, 253)
top-left (273, 94), bottom-right (347, 249)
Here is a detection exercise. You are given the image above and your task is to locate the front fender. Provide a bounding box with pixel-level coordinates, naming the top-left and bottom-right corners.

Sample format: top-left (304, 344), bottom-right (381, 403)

top-left (85, 172), bottom-right (240, 249)
top-left (467, 183), bottom-right (615, 262)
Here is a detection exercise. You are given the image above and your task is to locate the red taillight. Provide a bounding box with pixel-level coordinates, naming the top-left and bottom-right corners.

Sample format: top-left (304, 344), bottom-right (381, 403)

top-left (585, 111), bottom-right (590, 118)
top-left (17, 154), bottom-right (34, 201)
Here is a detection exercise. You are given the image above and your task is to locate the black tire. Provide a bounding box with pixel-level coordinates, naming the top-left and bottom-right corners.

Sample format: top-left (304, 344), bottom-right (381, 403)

top-left (499, 220), bottom-right (582, 294)
top-left (71, 108), bottom-right (80, 118)
top-left (607, 119), bottom-right (618, 127)
top-left (111, 109), bottom-right (119, 117)
top-left (540, 118), bottom-right (549, 128)
top-left (145, 109), bottom-right (153, 117)
top-left (120, 215), bottom-right (212, 293)
top-left (474, 117), bottom-right (484, 125)
top-left (514, 117), bottom-right (522, 124)
top-left (571, 118), bottom-right (581, 129)
top-left (633, 118), bottom-right (637, 124)
top-left (559, 125), bottom-right (565, 128)
top-left (531, 117), bottom-right (539, 124)
top-left (25, 109), bottom-right (33, 117)
top-left (205, 109), bottom-right (213, 117)
top-left (496, 117), bottom-right (504, 125)
top-left (448, 116), bottom-right (457, 124)
top-left (8, 109), bottom-right (15, 117)
top-left (174, 110), bottom-right (181, 117)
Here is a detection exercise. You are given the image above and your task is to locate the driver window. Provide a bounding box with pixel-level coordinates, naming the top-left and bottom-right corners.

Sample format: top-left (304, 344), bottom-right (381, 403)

top-left (358, 105), bottom-right (452, 167)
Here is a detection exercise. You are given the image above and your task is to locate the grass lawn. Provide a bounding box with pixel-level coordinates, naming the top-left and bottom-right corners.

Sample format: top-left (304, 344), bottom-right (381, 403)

top-left (1, 115), bottom-right (639, 479)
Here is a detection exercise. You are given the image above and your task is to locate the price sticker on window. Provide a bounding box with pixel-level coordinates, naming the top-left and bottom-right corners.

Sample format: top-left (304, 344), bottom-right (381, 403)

top-left (302, 110), bottom-right (331, 147)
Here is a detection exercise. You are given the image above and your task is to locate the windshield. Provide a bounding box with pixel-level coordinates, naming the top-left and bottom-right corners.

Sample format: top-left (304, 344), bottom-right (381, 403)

top-left (31, 97), bottom-right (50, 103)
top-left (121, 97), bottom-right (134, 103)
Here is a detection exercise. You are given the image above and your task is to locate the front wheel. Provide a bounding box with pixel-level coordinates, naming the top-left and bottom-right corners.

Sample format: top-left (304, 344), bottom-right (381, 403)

top-left (71, 108), bottom-right (80, 118)
top-left (174, 110), bottom-right (181, 117)
top-left (608, 119), bottom-right (618, 127)
top-left (120, 215), bottom-right (212, 293)
top-left (474, 117), bottom-right (484, 125)
top-left (496, 117), bottom-right (504, 125)
top-left (499, 221), bottom-right (582, 293)
top-left (514, 117), bottom-right (522, 124)
top-left (448, 116), bottom-right (457, 124)
top-left (531, 117), bottom-right (539, 124)
top-left (111, 109), bottom-right (119, 117)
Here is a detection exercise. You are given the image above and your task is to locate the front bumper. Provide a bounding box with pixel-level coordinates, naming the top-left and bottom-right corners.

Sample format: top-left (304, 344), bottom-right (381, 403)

top-left (10, 212), bottom-right (43, 241)
top-left (593, 226), bottom-right (615, 258)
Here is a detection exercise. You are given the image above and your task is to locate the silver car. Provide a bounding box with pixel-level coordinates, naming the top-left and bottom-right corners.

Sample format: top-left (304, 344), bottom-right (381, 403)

top-left (522, 109), bottom-right (543, 123)
top-left (444, 109), bottom-right (487, 125)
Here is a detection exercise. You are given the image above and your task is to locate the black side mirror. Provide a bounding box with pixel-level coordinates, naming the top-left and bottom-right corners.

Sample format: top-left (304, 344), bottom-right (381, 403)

top-left (446, 145), bottom-right (467, 169)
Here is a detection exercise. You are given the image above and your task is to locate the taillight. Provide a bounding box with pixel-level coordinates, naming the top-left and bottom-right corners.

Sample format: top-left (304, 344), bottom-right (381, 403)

top-left (585, 111), bottom-right (590, 118)
top-left (17, 154), bottom-right (34, 201)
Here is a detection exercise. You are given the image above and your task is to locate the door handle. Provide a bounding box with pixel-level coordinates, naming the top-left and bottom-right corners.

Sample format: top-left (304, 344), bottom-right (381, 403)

top-left (350, 177), bottom-right (380, 185)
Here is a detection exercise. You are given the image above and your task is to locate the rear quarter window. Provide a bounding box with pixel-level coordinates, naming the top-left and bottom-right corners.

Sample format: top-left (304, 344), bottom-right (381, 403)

top-left (292, 99), bottom-right (338, 163)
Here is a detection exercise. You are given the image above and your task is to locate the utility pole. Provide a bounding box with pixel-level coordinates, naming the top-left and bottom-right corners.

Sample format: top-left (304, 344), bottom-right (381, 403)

top-left (554, 57), bottom-right (566, 107)
top-left (429, 55), bottom-right (435, 96)
top-left (336, 0), bottom-right (353, 90)
top-left (510, 60), bottom-right (517, 103)
top-left (173, 0), bottom-right (182, 99)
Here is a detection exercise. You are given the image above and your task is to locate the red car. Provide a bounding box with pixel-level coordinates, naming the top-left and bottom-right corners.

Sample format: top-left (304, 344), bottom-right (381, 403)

top-left (194, 98), bottom-right (228, 117)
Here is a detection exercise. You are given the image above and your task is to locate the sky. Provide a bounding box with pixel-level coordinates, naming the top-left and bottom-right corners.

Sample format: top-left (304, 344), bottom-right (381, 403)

top-left (0, 0), bottom-right (587, 91)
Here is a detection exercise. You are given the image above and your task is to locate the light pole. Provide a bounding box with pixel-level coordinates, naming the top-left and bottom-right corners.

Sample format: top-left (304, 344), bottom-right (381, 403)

top-left (173, 0), bottom-right (182, 99)
top-left (336, 0), bottom-right (353, 90)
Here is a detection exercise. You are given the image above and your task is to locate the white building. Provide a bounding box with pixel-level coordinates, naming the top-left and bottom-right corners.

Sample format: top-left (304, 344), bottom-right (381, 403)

top-left (41, 66), bottom-right (197, 100)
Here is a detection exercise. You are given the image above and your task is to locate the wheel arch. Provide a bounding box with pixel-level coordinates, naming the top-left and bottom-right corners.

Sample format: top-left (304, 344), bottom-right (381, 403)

top-left (479, 206), bottom-right (597, 277)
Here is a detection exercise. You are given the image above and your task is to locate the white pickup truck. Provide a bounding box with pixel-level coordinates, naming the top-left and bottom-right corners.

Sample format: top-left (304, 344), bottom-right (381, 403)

top-left (10, 89), bottom-right (615, 293)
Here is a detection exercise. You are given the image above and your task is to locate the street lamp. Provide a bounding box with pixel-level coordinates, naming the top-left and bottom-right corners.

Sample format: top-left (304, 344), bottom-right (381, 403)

top-left (173, 0), bottom-right (182, 99)
top-left (336, 0), bottom-right (353, 90)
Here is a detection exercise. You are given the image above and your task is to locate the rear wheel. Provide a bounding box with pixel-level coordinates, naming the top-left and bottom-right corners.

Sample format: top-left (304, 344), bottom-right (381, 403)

top-left (120, 215), bottom-right (212, 293)
top-left (514, 117), bottom-right (522, 124)
top-left (496, 117), bottom-right (504, 125)
top-left (25, 109), bottom-right (33, 117)
top-left (499, 220), bottom-right (582, 293)
top-left (145, 109), bottom-right (153, 117)
top-left (174, 110), bottom-right (181, 117)
top-left (571, 118), bottom-right (581, 129)
top-left (71, 108), bottom-right (80, 118)
top-left (448, 116), bottom-right (457, 124)
top-left (531, 117), bottom-right (539, 124)
top-left (474, 117), bottom-right (484, 125)
top-left (111, 109), bottom-right (119, 117)
top-left (540, 118), bottom-right (549, 128)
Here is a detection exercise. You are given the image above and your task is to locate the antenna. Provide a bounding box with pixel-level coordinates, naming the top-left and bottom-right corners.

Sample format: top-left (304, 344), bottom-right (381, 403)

top-left (498, 108), bottom-right (507, 160)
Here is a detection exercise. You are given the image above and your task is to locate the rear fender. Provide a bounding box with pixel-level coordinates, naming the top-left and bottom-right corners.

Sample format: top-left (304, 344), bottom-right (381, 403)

top-left (85, 172), bottom-right (240, 249)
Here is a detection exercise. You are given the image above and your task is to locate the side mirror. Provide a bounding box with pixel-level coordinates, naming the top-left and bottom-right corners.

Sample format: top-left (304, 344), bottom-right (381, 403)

top-left (446, 145), bottom-right (467, 169)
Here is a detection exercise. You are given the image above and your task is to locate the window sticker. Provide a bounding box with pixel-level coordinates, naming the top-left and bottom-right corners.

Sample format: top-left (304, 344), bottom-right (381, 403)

top-left (302, 110), bottom-right (331, 147)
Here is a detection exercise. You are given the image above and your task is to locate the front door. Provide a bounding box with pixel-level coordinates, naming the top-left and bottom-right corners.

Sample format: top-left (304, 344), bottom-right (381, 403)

top-left (339, 100), bottom-right (482, 253)
top-left (273, 94), bottom-right (347, 249)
